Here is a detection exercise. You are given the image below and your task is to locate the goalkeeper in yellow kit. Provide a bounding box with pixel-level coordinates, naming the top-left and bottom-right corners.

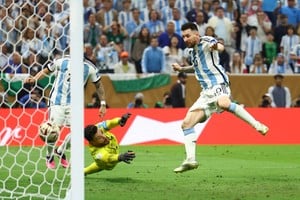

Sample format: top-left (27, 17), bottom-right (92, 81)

top-left (84, 113), bottom-right (135, 175)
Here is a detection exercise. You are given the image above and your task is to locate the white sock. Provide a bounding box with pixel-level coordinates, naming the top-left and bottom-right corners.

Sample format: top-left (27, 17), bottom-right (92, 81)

top-left (228, 103), bottom-right (259, 128)
top-left (183, 128), bottom-right (197, 161)
top-left (47, 142), bottom-right (55, 157)
top-left (57, 133), bottom-right (71, 154)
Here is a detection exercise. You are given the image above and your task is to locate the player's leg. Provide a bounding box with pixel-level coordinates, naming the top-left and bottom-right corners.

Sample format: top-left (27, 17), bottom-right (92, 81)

top-left (174, 103), bottom-right (208, 173)
top-left (84, 162), bottom-right (102, 176)
top-left (55, 105), bottom-right (70, 168)
top-left (217, 95), bottom-right (269, 135)
top-left (45, 105), bottom-right (65, 169)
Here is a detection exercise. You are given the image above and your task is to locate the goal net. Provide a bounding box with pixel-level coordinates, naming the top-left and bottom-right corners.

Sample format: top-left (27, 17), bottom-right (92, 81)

top-left (0, 1), bottom-right (82, 199)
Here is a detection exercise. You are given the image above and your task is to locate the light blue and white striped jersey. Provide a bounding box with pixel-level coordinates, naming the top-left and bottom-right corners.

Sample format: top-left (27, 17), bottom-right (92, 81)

top-left (47, 57), bottom-right (101, 106)
top-left (190, 36), bottom-right (229, 89)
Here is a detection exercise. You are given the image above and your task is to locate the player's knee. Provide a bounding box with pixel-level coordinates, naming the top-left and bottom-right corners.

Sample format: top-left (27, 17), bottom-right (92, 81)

top-left (217, 96), bottom-right (231, 109)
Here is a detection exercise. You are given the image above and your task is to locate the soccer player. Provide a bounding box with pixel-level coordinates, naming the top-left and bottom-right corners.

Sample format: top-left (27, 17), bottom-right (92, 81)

top-left (84, 113), bottom-right (136, 175)
top-left (172, 22), bottom-right (269, 173)
top-left (25, 56), bottom-right (107, 169)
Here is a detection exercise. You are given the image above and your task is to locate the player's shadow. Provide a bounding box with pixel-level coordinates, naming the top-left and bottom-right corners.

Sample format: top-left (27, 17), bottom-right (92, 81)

top-left (87, 177), bottom-right (143, 183)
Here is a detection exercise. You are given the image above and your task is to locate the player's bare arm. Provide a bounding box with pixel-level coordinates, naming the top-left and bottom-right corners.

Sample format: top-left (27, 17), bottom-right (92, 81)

top-left (24, 68), bottom-right (51, 84)
top-left (94, 80), bottom-right (106, 118)
top-left (172, 63), bottom-right (194, 73)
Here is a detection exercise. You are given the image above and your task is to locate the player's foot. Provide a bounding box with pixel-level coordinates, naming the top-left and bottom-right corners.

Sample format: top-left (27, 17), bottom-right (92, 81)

top-left (46, 155), bottom-right (55, 169)
top-left (54, 149), bottom-right (69, 168)
top-left (256, 123), bottom-right (269, 136)
top-left (173, 160), bottom-right (199, 173)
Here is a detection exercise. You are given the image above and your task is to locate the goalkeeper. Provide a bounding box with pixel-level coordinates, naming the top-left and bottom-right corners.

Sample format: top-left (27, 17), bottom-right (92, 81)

top-left (84, 113), bottom-right (136, 175)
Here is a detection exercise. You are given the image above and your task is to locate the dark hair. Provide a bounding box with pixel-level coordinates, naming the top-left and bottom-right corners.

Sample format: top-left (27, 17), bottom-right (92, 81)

top-left (84, 125), bottom-right (98, 141)
top-left (181, 22), bottom-right (198, 32)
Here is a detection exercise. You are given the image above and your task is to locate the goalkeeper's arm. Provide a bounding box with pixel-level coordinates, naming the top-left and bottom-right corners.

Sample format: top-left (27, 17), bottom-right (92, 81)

top-left (118, 151), bottom-right (136, 164)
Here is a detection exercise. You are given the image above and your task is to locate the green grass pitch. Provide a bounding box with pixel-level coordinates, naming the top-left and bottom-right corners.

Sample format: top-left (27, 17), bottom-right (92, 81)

top-left (1, 145), bottom-right (300, 200)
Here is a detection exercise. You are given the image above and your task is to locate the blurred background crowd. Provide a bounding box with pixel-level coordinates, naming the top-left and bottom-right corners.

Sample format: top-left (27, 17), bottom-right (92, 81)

top-left (1, 0), bottom-right (300, 108)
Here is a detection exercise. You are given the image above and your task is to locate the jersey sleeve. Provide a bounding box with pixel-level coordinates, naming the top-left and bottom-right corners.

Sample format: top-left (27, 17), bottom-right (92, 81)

top-left (96, 118), bottom-right (121, 131)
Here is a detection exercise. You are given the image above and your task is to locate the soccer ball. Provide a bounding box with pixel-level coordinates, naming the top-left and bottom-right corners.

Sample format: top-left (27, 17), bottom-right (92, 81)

top-left (39, 121), bottom-right (60, 143)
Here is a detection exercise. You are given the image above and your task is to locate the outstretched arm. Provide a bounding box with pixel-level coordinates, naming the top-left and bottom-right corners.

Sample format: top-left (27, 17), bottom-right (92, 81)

top-left (94, 80), bottom-right (106, 118)
top-left (172, 63), bottom-right (194, 73)
top-left (24, 67), bottom-right (51, 84)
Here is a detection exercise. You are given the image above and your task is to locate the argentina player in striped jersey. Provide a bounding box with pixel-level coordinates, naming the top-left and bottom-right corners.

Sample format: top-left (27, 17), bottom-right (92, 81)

top-left (172, 22), bottom-right (269, 173)
top-left (25, 56), bottom-right (107, 169)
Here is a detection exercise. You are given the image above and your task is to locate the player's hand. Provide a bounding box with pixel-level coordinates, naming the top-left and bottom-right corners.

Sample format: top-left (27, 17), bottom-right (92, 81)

top-left (172, 63), bottom-right (181, 72)
top-left (119, 113), bottom-right (131, 127)
top-left (118, 151), bottom-right (136, 164)
top-left (99, 105), bottom-right (106, 118)
top-left (24, 77), bottom-right (36, 84)
top-left (209, 38), bottom-right (218, 50)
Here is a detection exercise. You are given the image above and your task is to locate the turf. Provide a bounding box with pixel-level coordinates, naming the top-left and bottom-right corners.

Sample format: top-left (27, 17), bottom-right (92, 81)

top-left (1, 145), bottom-right (300, 200)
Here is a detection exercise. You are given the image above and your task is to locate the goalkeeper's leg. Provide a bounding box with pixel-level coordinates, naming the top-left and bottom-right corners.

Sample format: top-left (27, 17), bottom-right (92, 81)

top-left (84, 162), bottom-right (102, 176)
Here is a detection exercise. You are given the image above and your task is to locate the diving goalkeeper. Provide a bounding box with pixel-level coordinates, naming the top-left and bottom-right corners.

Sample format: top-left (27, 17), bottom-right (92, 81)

top-left (84, 113), bottom-right (136, 175)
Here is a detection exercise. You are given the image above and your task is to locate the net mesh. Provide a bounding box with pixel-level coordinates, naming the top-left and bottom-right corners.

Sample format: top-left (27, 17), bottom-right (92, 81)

top-left (0, 1), bottom-right (71, 199)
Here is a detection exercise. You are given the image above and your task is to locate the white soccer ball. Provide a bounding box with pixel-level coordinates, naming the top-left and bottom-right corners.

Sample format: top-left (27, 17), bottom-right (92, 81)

top-left (39, 121), bottom-right (60, 143)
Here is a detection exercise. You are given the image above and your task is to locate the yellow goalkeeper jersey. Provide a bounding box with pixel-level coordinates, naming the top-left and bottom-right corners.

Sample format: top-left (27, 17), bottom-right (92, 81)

top-left (87, 117), bottom-right (121, 170)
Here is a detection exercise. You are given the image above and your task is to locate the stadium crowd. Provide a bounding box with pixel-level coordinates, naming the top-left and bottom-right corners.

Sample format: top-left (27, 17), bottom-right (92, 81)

top-left (1, 0), bottom-right (300, 108)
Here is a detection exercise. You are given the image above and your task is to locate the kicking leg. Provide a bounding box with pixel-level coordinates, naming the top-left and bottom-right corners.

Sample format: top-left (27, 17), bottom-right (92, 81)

top-left (55, 133), bottom-right (71, 168)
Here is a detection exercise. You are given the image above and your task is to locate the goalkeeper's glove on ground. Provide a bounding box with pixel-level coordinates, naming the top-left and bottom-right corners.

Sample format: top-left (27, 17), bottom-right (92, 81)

top-left (118, 151), bottom-right (136, 164)
top-left (119, 113), bottom-right (131, 127)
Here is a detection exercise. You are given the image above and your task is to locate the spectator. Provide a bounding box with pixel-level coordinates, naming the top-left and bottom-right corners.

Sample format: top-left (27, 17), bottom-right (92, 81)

top-left (143, 9), bottom-right (165, 37)
top-left (230, 51), bottom-right (248, 74)
top-left (84, 43), bottom-right (97, 65)
top-left (103, 20), bottom-right (128, 50)
top-left (131, 27), bottom-right (151, 73)
top-left (171, 8), bottom-right (188, 36)
top-left (84, 13), bottom-right (102, 48)
top-left (204, 26), bottom-right (217, 38)
top-left (247, 10), bottom-right (272, 42)
top-left (5, 52), bottom-right (26, 74)
top-left (83, 0), bottom-right (96, 25)
top-left (278, 0), bottom-right (300, 27)
top-left (163, 35), bottom-right (184, 73)
top-left (175, 0), bottom-right (194, 17)
top-left (95, 0), bottom-right (118, 28)
top-left (259, 93), bottom-right (272, 108)
top-left (290, 41), bottom-right (300, 73)
top-left (131, 0), bottom-right (147, 11)
top-left (18, 88), bottom-right (47, 109)
top-left (118, 0), bottom-right (132, 28)
top-left (234, 13), bottom-right (251, 52)
top-left (218, 38), bottom-right (231, 73)
top-left (160, 0), bottom-right (176, 26)
top-left (140, 0), bottom-right (154, 22)
top-left (154, 91), bottom-right (172, 108)
top-left (274, 14), bottom-right (288, 52)
top-left (220, 0), bottom-right (238, 21)
top-left (244, 26), bottom-right (262, 69)
top-left (158, 21), bottom-right (185, 50)
top-left (207, 6), bottom-right (233, 52)
top-left (125, 8), bottom-right (144, 39)
top-left (268, 53), bottom-right (294, 74)
top-left (0, 43), bottom-right (10, 72)
top-left (261, 0), bottom-right (278, 28)
top-left (291, 94), bottom-right (300, 107)
top-left (280, 24), bottom-right (299, 71)
top-left (127, 92), bottom-right (148, 108)
top-left (249, 53), bottom-right (268, 74)
top-left (113, 51), bottom-right (136, 73)
top-left (141, 36), bottom-right (166, 73)
top-left (94, 34), bottom-right (121, 72)
top-left (262, 32), bottom-right (277, 70)
top-left (170, 72), bottom-right (187, 108)
top-left (267, 74), bottom-right (291, 108)
top-left (194, 10), bottom-right (208, 36)
top-left (186, 0), bottom-right (208, 23)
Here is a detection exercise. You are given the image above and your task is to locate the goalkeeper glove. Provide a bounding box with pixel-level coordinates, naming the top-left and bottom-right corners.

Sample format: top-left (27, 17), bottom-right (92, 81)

top-left (118, 151), bottom-right (136, 164)
top-left (119, 113), bottom-right (131, 127)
